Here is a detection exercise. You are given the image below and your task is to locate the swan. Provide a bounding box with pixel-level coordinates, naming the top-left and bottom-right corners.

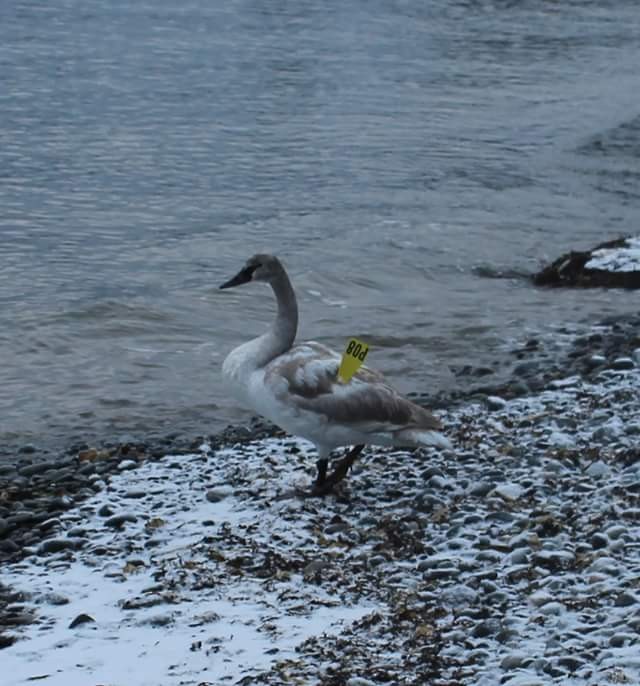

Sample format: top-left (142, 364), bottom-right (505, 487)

top-left (220, 254), bottom-right (451, 494)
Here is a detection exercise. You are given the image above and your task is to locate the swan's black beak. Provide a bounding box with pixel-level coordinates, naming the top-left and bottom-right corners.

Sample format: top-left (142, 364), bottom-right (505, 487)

top-left (219, 266), bottom-right (255, 289)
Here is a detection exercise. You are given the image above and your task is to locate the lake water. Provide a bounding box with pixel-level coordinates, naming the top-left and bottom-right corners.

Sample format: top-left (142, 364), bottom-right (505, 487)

top-left (2, 0), bottom-right (639, 449)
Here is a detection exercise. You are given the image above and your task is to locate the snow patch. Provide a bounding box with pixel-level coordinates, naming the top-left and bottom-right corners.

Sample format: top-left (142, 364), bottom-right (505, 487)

top-left (585, 236), bottom-right (640, 272)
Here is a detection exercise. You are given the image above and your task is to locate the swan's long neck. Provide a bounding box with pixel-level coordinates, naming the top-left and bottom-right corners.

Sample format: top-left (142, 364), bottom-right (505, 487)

top-left (254, 268), bottom-right (298, 367)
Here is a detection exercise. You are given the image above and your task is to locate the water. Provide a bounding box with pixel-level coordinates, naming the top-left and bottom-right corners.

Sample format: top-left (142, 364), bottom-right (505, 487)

top-left (2, 0), bottom-right (639, 449)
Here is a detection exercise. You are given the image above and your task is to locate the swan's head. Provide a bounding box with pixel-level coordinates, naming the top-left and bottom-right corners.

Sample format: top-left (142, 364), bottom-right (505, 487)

top-left (219, 254), bottom-right (284, 289)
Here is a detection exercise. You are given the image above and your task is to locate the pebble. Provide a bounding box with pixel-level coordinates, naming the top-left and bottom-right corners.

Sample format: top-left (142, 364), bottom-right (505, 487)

top-left (469, 482), bottom-right (495, 497)
top-left (124, 490), bottom-right (147, 499)
top-left (590, 533), bottom-right (609, 549)
top-left (105, 514), bottom-right (138, 528)
top-left (304, 560), bottom-right (330, 577)
top-left (38, 538), bottom-right (78, 555)
top-left (69, 613), bottom-right (95, 629)
top-left (494, 483), bottom-right (523, 501)
top-left (611, 357), bottom-right (635, 370)
top-left (0, 539), bottom-right (20, 553)
top-left (510, 549), bottom-right (529, 565)
top-left (614, 592), bottom-right (637, 607)
top-left (486, 396), bottom-right (507, 411)
top-left (206, 486), bottom-right (233, 503)
top-left (556, 655), bottom-right (585, 672)
top-left (587, 354), bottom-right (607, 369)
top-left (500, 653), bottom-right (528, 670)
top-left (537, 601), bottom-right (565, 616)
top-left (586, 460), bottom-right (610, 478)
top-left (18, 462), bottom-right (52, 477)
top-left (42, 592), bottom-right (70, 606)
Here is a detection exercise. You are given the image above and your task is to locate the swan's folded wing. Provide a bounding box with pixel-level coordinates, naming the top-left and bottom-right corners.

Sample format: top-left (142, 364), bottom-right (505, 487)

top-left (265, 342), bottom-right (440, 432)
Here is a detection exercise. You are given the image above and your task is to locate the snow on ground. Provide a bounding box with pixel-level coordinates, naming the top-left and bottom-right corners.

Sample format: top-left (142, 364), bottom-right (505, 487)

top-left (1, 444), bottom-right (373, 686)
top-left (585, 236), bottom-right (640, 272)
top-left (2, 361), bottom-right (640, 685)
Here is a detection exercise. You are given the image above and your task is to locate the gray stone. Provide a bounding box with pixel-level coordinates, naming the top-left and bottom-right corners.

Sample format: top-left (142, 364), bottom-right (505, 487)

top-left (67, 527), bottom-right (88, 537)
top-left (304, 559), bottom-right (330, 577)
top-left (428, 475), bottom-right (447, 489)
top-left (0, 539), bottom-right (19, 553)
top-left (486, 396), bottom-right (507, 411)
top-left (510, 549), bottom-right (530, 565)
top-left (105, 514), bottom-right (138, 528)
top-left (500, 653), bottom-right (528, 670)
top-left (124, 490), bottom-right (147, 499)
top-left (48, 496), bottom-right (74, 511)
top-left (609, 633), bottom-right (634, 648)
top-left (38, 518), bottom-right (62, 533)
top-left (206, 486), bottom-right (233, 503)
top-left (38, 538), bottom-right (77, 555)
top-left (611, 357), bottom-right (635, 370)
top-left (538, 601), bottom-right (566, 616)
top-left (98, 504), bottom-right (115, 517)
top-left (556, 655), bottom-right (584, 673)
top-left (42, 592), bottom-right (70, 606)
top-left (605, 525), bottom-right (627, 540)
top-left (586, 460), bottom-right (610, 478)
top-left (472, 619), bottom-right (501, 638)
top-left (469, 482), bottom-right (495, 497)
top-left (18, 462), bottom-right (51, 477)
top-left (590, 533), bottom-right (609, 550)
top-left (614, 592), bottom-right (638, 607)
top-left (494, 483), bottom-right (523, 501)
top-left (69, 613), bottom-right (95, 629)
top-left (6, 512), bottom-right (40, 529)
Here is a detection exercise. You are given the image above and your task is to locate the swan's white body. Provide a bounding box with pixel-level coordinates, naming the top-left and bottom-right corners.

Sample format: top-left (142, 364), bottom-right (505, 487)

top-left (220, 255), bottom-right (451, 465)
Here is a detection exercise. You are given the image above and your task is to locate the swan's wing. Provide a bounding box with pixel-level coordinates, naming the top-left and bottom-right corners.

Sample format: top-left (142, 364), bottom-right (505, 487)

top-left (265, 341), bottom-right (441, 432)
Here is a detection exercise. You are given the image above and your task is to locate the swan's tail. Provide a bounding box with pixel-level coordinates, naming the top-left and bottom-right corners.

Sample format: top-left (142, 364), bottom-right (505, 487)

top-left (398, 429), bottom-right (453, 451)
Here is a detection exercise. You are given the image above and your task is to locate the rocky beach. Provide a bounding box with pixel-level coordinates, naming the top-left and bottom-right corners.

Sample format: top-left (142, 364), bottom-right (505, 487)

top-left (2, 310), bottom-right (640, 685)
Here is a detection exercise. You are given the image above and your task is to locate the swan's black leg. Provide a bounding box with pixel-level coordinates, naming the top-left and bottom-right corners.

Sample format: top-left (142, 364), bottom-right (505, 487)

top-left (309, 445), bottom-right (365, 496)
top-left (315, 457), bottom-right (329, 488)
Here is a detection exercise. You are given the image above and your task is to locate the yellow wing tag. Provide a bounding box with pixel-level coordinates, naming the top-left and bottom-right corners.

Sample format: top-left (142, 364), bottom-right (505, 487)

top-left (338, 338), bottom-right (370, 383)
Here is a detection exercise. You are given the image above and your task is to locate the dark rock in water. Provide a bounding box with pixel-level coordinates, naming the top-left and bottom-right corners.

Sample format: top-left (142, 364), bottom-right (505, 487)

top-left (69, 613), bottom-right (95, 629)
top-left (533, 236), bottom-right (640, 288)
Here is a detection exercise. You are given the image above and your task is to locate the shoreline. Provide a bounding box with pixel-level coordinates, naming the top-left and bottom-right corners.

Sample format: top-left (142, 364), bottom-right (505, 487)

top-left (2, 312), bottom-right (639, 566)
top-left (2, 310), bottom-right (639, 460)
